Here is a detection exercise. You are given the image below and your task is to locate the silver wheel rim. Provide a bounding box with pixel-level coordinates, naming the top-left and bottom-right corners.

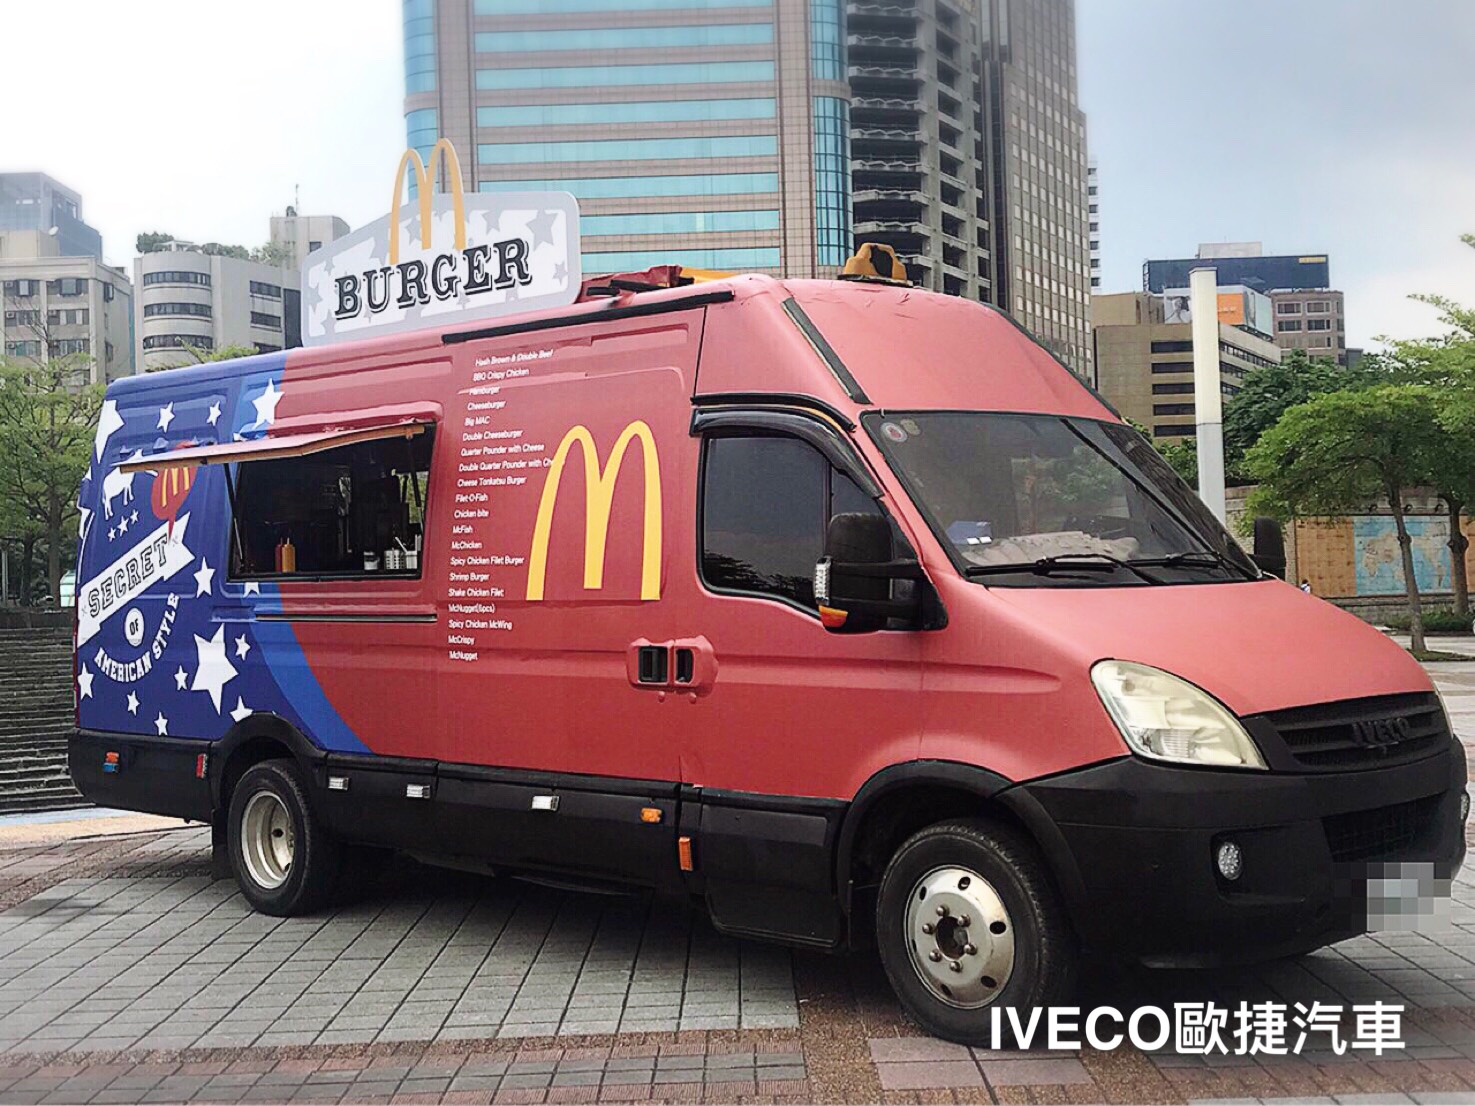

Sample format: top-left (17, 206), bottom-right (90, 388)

top-left (903, 865), bottom-right (1015, 1008)
top-left (241, 791), bottom-right (295, 890)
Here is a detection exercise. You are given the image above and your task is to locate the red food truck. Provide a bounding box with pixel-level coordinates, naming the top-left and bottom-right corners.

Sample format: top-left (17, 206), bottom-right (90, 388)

top-left (72, 249), bottom-right (1466, 1042)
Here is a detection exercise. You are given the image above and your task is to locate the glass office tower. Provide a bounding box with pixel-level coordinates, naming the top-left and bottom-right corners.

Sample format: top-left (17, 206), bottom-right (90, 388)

top-left (405, 0), bottom-right (852, 278)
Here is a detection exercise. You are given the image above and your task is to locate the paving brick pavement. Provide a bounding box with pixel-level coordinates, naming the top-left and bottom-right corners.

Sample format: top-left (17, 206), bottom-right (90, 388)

top-left (0, 656), bottom-right (1472, 1102)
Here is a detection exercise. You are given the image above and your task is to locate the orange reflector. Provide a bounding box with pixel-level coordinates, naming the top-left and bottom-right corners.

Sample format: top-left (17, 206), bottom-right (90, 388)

top-left (104, 751), bottom-right (120, 764)
top-left (677, 835), bottom-right (694, 872)
top-left (818, 605), bottom-right (849, 629)
top-left (640, 807), bottom-right (663, 824)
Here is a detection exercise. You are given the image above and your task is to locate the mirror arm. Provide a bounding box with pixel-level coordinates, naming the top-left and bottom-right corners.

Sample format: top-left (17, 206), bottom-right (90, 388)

top-left (826, 558), bottom-right (925, 580)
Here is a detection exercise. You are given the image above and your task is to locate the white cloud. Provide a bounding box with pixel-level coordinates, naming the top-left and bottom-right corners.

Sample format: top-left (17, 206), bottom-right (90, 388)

top-left (1, 0), bottom-right (403, 269)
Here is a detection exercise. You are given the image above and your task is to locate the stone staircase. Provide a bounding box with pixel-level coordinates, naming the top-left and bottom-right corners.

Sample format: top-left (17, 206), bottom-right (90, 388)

top-left (0, 623), bottom-right (86, 814)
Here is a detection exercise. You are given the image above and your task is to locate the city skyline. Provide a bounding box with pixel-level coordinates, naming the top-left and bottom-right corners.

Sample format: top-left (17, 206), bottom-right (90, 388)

top-left (4, 0), bottom-right (1473, 349)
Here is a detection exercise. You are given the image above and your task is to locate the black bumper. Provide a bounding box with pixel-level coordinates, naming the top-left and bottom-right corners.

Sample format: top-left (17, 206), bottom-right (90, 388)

top-left (69, 729), bottom-right (214, 822)
top-left (1017, 743), bottom-right (1467, 967)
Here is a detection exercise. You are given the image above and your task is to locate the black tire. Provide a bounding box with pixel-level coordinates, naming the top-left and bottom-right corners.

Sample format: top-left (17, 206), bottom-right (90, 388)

top-left (875, 818), bottom-right (1077, 1045)
top-left (227, 759), bottom-right (341, 916)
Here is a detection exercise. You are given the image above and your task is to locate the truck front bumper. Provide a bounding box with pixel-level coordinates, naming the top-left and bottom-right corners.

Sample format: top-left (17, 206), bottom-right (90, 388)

top-left (1016, 742), bottom-right (1467, 967)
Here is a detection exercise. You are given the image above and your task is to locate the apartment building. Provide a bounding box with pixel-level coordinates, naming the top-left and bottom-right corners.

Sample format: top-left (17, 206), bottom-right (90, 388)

top-left (1092, 290), bottom-right (1282, 441)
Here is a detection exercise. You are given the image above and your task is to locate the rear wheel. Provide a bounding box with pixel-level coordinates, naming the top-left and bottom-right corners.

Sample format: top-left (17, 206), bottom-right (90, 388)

top-left (876, 818), bottom-right (1076, 1044)
top-left (228, 760), bottom-right (340, 915)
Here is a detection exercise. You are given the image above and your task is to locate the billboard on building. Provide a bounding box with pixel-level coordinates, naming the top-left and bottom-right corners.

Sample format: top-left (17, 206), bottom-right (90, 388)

top-left (1161, 287), bottom-right (1274, 337)
top-left (1145, 254), bottom-right (1330, 293)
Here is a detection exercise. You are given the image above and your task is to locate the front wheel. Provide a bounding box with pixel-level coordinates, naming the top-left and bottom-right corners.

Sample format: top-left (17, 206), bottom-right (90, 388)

top-left (228, 760), bottom-right (341, 916)
top-left (875, 818), bottom-right (1077, 1044)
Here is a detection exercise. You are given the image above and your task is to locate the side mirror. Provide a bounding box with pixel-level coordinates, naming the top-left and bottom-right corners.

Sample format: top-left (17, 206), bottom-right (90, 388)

top-left (1251, 517), bottom-right (1286, 580)
top-left (815, 513), bottom-right (925, 633)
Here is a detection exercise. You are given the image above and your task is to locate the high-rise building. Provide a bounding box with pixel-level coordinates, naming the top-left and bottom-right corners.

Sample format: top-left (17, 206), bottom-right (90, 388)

top-left (405, 0), bottom-right (1092, 372)
top-left (1087, 159), bottom-right (1099, 290)
top-left (1144, 244), bottom-right (1348, 366)
top-left (1, 259), bottom-right (135, 383)
top-left (269, 210), bottom-right (350, 271)
top-left (0, 174), bottom-right (133, 382)
top-left (845, 0), bottom-right (990, 301)
top-left (1092, 290), bottom-right (1281, 442)
top-left (980, 0), bottom-right (1093, 376)
top-left (0, 173), bottom-right (103, 261)
top-left (134, 245), bottom-right (300, 372)
top-left (1268, 289), bottom-right (1348, 367)
top-left (407, 0), bottom-right (851, 278)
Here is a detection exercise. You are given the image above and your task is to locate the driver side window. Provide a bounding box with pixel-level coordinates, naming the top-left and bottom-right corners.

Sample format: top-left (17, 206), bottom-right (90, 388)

top-left (701, 434), bottom-right (880, 612)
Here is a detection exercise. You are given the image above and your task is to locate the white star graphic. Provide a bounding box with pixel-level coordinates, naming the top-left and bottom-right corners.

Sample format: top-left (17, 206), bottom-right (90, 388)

top-left (207, 401), bottom-right (222, 427)
top-left (126, 691), bottom-right (139, 715)
top-left (194, 558), bottom-right (215, 597)
top-left (108, 526), bottom-right (117, 542)
top-left (190, 626), bottom-right (238, 713)
top-left (117, 516), bottom-right (129, 535)
top-left (94, 399), bottom-right (123, 461)
top-left (252, 379), bottom-right (283, 428)
top-left (242, 581), bottom-right (261, 597)
top-left (154, 712), bottom-right (169, 736)
top-left (234, 634), bottom-right (251, 660)
top-left (230, 697), bottom-right (253, 724)
top-left (175, 666), bottom-right (189, 690)
top-left (77, 665), bottom-right (94, 700)
top-left (130, 509), bottom-right (139, 524)
top-left (157, 402), bottom-right (175, 432)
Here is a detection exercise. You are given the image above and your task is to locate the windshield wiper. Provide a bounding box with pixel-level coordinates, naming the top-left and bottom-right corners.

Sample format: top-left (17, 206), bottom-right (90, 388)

top-left (964, 553), bottom-right (1163, 584)
top-left (1129, 550), bottom-right (1255, 577)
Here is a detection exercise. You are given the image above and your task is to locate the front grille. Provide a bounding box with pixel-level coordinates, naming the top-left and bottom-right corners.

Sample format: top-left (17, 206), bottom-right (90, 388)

top-left (1258, 692), bottom-right (1448, 770)
top-left (1323, 794), bottom-right (1442, 862)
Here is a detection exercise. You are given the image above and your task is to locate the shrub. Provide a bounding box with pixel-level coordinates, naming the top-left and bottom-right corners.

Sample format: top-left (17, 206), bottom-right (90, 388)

top-left (1381, 609), bottom-right (1473, 634)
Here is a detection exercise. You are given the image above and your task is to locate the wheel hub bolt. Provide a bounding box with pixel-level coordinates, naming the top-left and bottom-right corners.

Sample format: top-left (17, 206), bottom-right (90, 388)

top-left (936, 904), bottom-right (949, 917)
top-left (921, 922), bottom-right (935, 935)
top-left (964, 943), bottom-right (978, 956)
top-left (928, 950), bottom-right (943, 962)
top-left (948, 960), bottom-right (963, 973)
top-left (958, 915), bottom-right (971, 927)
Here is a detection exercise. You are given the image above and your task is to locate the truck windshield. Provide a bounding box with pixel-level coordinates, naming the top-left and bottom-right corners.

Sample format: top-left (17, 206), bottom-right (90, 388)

top-left (864, 412), bottom-right (1259, 586)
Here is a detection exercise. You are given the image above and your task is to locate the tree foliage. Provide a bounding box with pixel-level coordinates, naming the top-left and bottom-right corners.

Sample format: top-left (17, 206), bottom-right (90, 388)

top-left (1246, 385), bottom-right (1445, 651)
top-left (1223, 350), bottom-right (1368, 474)
top-left (0, 356), bottom-right (102, 603)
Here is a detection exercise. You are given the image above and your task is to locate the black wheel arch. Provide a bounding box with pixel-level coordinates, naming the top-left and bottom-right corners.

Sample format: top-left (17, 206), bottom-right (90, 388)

top-left (212, 713), bottom-right (326, 812)
top-left (835, 760), bottom-right (1091, 939)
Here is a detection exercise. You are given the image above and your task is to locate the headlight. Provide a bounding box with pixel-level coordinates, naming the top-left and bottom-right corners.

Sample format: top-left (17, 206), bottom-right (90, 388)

top-left (1090, 660), bottom-right (1266, 770)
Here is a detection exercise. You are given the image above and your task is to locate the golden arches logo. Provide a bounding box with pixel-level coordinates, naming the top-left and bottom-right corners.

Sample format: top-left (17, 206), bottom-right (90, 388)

top-left (389, 138), bottom-right (466, 266)
top-left (526, 421), bottom-right (663, 602)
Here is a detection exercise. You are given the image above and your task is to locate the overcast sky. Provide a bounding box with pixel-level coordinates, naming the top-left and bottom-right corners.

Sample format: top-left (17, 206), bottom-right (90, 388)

top-left (4, 1), bottom-right (1472, 349)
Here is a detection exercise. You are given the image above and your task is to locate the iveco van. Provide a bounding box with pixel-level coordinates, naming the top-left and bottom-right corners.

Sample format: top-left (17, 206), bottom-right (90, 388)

top-left (71, 255), bottom-right (1467, 1042)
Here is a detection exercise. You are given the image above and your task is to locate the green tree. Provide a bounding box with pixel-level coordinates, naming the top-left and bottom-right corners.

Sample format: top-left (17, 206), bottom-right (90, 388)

top-left (1157, 437), bottom-right (1197, 486)
top-left (146, 343), bottom-right (259, 373)
top-left (1246, 385), bottom-right (1444, 654)
top-left (0, 356), bottom-right (103, 603)
top-left (1223, 350), bottom-right (1369, 473)
top-left (135, 231), bottom-right (175, 253)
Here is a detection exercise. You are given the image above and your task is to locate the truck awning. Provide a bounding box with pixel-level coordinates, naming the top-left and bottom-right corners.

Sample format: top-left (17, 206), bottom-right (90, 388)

top-left (119, 421), bottom-right (427, 474)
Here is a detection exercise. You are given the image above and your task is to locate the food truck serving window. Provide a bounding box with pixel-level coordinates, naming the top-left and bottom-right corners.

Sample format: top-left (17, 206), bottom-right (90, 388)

top-left (228, 428), bottom-right (435, 581)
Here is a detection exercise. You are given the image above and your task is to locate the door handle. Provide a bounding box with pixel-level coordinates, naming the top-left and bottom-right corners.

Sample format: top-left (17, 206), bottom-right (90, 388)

top-left (627, 639), bottom-right (670, 688)
top-left (625, 637), bottom-right (718, 695)
top-left (671, 636), bottom-right (717, 696)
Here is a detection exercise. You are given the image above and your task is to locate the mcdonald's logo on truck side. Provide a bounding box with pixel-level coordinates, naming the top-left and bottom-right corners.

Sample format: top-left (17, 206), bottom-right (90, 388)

top-left (526, 421), bottom-right (663, 602)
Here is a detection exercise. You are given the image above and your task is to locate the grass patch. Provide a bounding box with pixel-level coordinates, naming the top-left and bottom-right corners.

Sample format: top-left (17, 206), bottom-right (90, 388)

top-left (1410, 648), bottom-right (1472, 662)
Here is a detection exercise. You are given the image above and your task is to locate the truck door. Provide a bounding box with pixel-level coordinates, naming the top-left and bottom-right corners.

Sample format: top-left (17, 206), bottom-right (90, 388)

top-left (671, 408), bottom-right (925, 945)
top-left (431, 309), bottom-right (708, 886)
